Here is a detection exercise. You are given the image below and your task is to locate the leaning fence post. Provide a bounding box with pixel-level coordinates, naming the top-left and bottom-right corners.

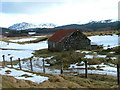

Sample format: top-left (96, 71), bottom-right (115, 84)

top-left (84, 61), bottom-right (88, 78)
top-left (30, 58), bottom-right (33, 71)
top-left (42, 59), bottom-right (45, 73)
top-left (10, 57), bottom-right (13, 68)
top-left (2, 55), bottom-right (5, 67)
top-left (18, 58), bottom-right (22, 70)
top-left (117, 63), bottom-right (120, 85)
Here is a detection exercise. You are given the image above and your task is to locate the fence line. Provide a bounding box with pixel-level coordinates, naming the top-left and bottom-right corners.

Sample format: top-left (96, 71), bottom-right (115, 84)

top-left (1, 55), bottom-right (120, 85)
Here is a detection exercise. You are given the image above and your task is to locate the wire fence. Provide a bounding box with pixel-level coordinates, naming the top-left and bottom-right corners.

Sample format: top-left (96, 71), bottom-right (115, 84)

top-left (1, 55), bottom-right (120, 85)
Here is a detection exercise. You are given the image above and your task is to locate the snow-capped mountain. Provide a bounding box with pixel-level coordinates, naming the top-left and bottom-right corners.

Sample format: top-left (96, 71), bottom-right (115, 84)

top-left (9, 22), bottom-right (38, 30)
top-left (8, 22), bottom-right (56, 30)
top-left (39, 23), bottom-right (56, 28)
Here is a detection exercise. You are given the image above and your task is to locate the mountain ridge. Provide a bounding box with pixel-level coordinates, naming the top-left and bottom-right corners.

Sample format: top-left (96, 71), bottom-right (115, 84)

top-left (8, 22), bottom-right (57, 30)
top-left (1, 20), bottom-right (119, 36)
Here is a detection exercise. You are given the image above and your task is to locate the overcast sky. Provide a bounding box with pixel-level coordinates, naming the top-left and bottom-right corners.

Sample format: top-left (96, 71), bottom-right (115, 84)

top-left (0, 0), bottom-right (119, 28)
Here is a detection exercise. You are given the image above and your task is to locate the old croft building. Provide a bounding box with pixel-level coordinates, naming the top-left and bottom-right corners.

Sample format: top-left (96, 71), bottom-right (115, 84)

top-left (48, 29), bottom-right (91, 51)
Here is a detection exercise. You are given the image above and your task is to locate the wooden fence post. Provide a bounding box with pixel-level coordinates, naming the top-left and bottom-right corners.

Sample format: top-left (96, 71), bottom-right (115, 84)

top-left (84, 61), bottom-right (88, 78)
top-left (42, 59), bottom-right (45, 73)
top-left (60, 61), bottom-right (63, 74)
top-left (10, 57), bottom-right (13, 68)
top-left (18, 58), bottom-right (22, 70)
top-left (30, 58), bottom-right (33, 71)
top-left (117, 63), bottom-right (120, 85)
top-left (2, 55), bottom-right (5, 67)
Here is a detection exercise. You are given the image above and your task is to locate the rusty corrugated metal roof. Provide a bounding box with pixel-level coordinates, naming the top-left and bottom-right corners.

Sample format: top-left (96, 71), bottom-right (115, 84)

top-left (48, 29), bottom-right (77, 42)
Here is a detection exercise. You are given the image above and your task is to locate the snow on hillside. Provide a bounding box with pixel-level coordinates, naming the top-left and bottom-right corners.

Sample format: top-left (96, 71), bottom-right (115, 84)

top-left (9, 22), bottom-right (38, 30)
top-left (8, 22), bottom-right (56, 30)
top-left (39, 23), bottom-right (56, 28)
top-left (0, 67), bottom-right (48, 84)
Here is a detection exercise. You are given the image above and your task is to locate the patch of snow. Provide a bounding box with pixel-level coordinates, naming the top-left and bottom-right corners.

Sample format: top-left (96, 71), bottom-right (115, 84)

top-left (84, 55), bottom-right (106, 59)
top-left (96, 55), bottom-right (106, 58)
top-left (0, 41), bottom-right (8, 47)
top-left (0, 67), bottom-right (48, 84)
top-left (93, 52), bottom-right (97, 54)
top-left (109, 64), bottom-right (115, 66)
top-left (9, 38), bottom-right (37, 42)
top-left (76, 50), bottom-right (91, 53)
top-left (69, 63), bottom-right (117, 76)
top-left (44, 56), bottom-right (54, 60)
top-left (0, 50), bottom-right (33, 61)
top-left (0, 41), bottom-right (48, 61)
top-left (84, 55), bottom-right (93, 59)
top-left (87, 70), bottom-right (116, 76)
top-left (100, 65), bottom-right (117, 72)
top-left (75, 50), bottom-right (81, 53)
top-left (110, 57), bottom-right (117, 60)
top-left (88, 34), bottom-right (118, 49)
top-left (109, 52), bottom-right (115, 54)
top-left (69, 64), bottom-right (77, 68)
top-left (91, 42), bottom-right (97, 45)
top-left (0, 41), bottom-right (48, 50)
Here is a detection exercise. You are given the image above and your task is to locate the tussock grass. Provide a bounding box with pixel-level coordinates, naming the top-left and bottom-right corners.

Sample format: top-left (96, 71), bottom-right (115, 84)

top-left (1, 73), bottom-right (119, 88)
top-left (34, 48), bottom-right (118, 69)
top-left (34, 49), bottom-right (85, 69)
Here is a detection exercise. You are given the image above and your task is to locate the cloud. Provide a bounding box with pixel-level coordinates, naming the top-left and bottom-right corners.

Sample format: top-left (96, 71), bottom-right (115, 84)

top-left (0, 0), bottom-right (119, 27)
top-left (43, 0), bottom-right (118, 24)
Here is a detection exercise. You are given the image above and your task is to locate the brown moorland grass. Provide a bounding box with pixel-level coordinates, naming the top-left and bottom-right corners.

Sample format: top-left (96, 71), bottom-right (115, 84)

top-left (1, 73), bottom-right (119, 88)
